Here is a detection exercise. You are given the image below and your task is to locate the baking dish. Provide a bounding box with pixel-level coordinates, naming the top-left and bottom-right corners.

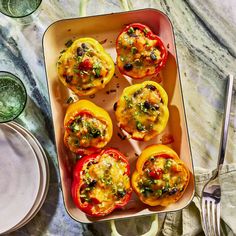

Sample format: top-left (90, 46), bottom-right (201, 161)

top-left (43, 8), bottom-right (195, 223)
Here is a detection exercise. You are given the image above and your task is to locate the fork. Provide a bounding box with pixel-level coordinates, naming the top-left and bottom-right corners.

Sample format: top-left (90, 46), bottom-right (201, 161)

top-left (201, 75), bottom-right (234, 236)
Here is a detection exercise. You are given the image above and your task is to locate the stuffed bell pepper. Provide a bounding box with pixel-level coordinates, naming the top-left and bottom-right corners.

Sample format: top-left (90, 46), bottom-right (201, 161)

top-left (64, 100), bottom-right (113, 155)
top-left (71, 148), bottom-right (132, 217)
top-left (58, 37), bottom-right (115, 96)
top-left (114, 81), bottom-right (169, 141)
top-left (116, 23), bottom-right (168, 79)
top-left (132, 144), bottom-right (190, 206)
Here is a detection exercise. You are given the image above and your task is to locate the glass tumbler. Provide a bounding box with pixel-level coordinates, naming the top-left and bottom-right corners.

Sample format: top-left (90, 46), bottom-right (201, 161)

top-left (0, 71), bottom-right (27, 123)
top-left (0, 0), bottom-right (42, 18)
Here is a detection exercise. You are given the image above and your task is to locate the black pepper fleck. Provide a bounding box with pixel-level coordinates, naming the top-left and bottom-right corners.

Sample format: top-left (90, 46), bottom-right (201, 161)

top-left (113, 102), bottom-right (117, 111)
top-left (117, 132), bottom-right (126, 140)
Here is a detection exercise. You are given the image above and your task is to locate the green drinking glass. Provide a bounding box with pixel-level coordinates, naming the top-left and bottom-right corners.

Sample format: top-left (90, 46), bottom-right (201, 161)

top-left (0, 71), bottom-right (27, 123)
top-left (0, 0), bottom-right (42, 18)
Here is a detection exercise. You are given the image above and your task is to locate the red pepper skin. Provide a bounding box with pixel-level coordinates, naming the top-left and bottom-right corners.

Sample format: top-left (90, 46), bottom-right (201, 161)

top-left (78, 59), bottom-right (93, 70)
top-left (116, 23), bottom-right (168, 79)
top-left (149, 168), bottom-right (163, 179)
top-left (71, 148), bottom-right (132, 217)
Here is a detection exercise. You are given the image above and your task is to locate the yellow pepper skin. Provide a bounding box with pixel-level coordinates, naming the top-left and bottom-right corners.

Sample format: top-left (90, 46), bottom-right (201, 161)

top-left (132, 144), bottom-right (190, 206)
top-left (64, 100), bottom-right (113, 155)
top-left (115, 81), bottom-right (169, 141)
top-left (57, 38), bottom-right (115, 96)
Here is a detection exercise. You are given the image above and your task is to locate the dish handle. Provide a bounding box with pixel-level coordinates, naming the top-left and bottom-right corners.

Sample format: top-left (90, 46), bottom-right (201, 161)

top-left (110, 214), bottom-right (159, 236)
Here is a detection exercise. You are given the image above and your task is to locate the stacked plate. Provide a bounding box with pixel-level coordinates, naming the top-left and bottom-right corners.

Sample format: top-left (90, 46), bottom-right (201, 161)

top-left (0, 122), bottom-right (49, 234)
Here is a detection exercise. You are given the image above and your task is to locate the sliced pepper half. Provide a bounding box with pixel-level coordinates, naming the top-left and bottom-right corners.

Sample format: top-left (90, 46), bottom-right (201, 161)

top-left (64, 100), bottom-right (113, 155)
top-left (116, 23), bottom-right (168, 79)
top-left (132, 144), bottom-right (190, 206)
top-left (115, 81), bottom-right (169, 141)
top-left (71, 148), bottom-right (132, 217)
top-left (58, 37), bottom-right (115, 96)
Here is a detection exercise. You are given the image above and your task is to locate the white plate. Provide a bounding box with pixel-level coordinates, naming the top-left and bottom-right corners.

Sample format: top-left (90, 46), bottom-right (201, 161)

top-left (4, 122), bottom-right (50, 233)
top-left (0, 124), bottom-right (40, 234)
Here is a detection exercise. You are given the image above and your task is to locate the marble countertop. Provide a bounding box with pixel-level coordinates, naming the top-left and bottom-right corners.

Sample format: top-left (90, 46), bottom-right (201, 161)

top-left (0, 0), bottom-right (235, 235)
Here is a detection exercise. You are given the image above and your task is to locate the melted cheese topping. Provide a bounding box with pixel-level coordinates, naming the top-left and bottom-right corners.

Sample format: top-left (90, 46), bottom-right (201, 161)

top-left (67, 114), bottom-right (109, 148)
top-left (137, 156), bottom-right (189, 200)
top-left (80, 153), bottom-right (131, 213)
top-left (58, 41), bottom-right (110, 91)
top-left (117, 27), bottom-right (162, 78)
top-left (117, 85), bottom-right (164, 140)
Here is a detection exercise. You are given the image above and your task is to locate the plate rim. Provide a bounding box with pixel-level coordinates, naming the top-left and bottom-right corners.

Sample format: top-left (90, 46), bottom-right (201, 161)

top-left (0, 124), bottom-right (41, 233)
top-left (4, 122), bottom-right (50, 233)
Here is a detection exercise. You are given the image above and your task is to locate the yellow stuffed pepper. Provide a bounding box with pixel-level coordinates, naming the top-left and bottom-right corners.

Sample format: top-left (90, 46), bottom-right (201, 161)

top-left (64, 100), bottom-right (113, 155)
top-left (132, 144), bottom-right (190, 206)
top-left (58, 38), bottom-right (115, 96)
top-left (115, 81), bottom-right (169, 141)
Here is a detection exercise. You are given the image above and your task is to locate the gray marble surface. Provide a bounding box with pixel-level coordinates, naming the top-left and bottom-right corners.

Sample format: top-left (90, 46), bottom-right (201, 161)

top-left (0, 0), bottom-right (235, 235)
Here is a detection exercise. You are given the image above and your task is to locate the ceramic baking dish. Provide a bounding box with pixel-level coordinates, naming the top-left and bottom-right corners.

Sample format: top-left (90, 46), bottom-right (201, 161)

top-left (43, 8), bottom-right (195, 223)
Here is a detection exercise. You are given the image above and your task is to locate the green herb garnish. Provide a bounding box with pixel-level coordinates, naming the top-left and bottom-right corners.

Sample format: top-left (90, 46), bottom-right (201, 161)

top-left (73, 68), bottom-right (80, 73)
top-left (70, 122), bottom-right (80, 132)
top-left (136, 121), bottom-right (145, 131)
top-left (131, 46), bottom-right (137, 54)
top-left (124, 95), bottom-right (133, 108)
top-left (93, 62), bottom-right (101, 78)
top-left (143, 28), bottom-right (148, 35)
top-left (77, 56), bottom-right (83, 63)
top-left (89, 127), bottom-right (101, 138)
top-left (164, 159), bottom-right (172, 170)
top-left (128, 27), bottom-right (135, 34)
top-left (138, 102), bottom-right (148, 113)
top-left (155, 189), bottom-right (162, 197)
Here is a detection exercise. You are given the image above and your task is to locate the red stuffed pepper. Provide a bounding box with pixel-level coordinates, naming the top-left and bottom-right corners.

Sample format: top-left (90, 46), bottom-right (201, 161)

top-left (116, 23), bottom-right (168, 79)
top-left (71, 148), bottom-right (132, 217)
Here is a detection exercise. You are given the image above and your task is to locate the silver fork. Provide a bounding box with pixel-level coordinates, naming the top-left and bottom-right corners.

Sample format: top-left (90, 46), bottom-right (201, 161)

top-left (201, 75), bottom-right (234, 236)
